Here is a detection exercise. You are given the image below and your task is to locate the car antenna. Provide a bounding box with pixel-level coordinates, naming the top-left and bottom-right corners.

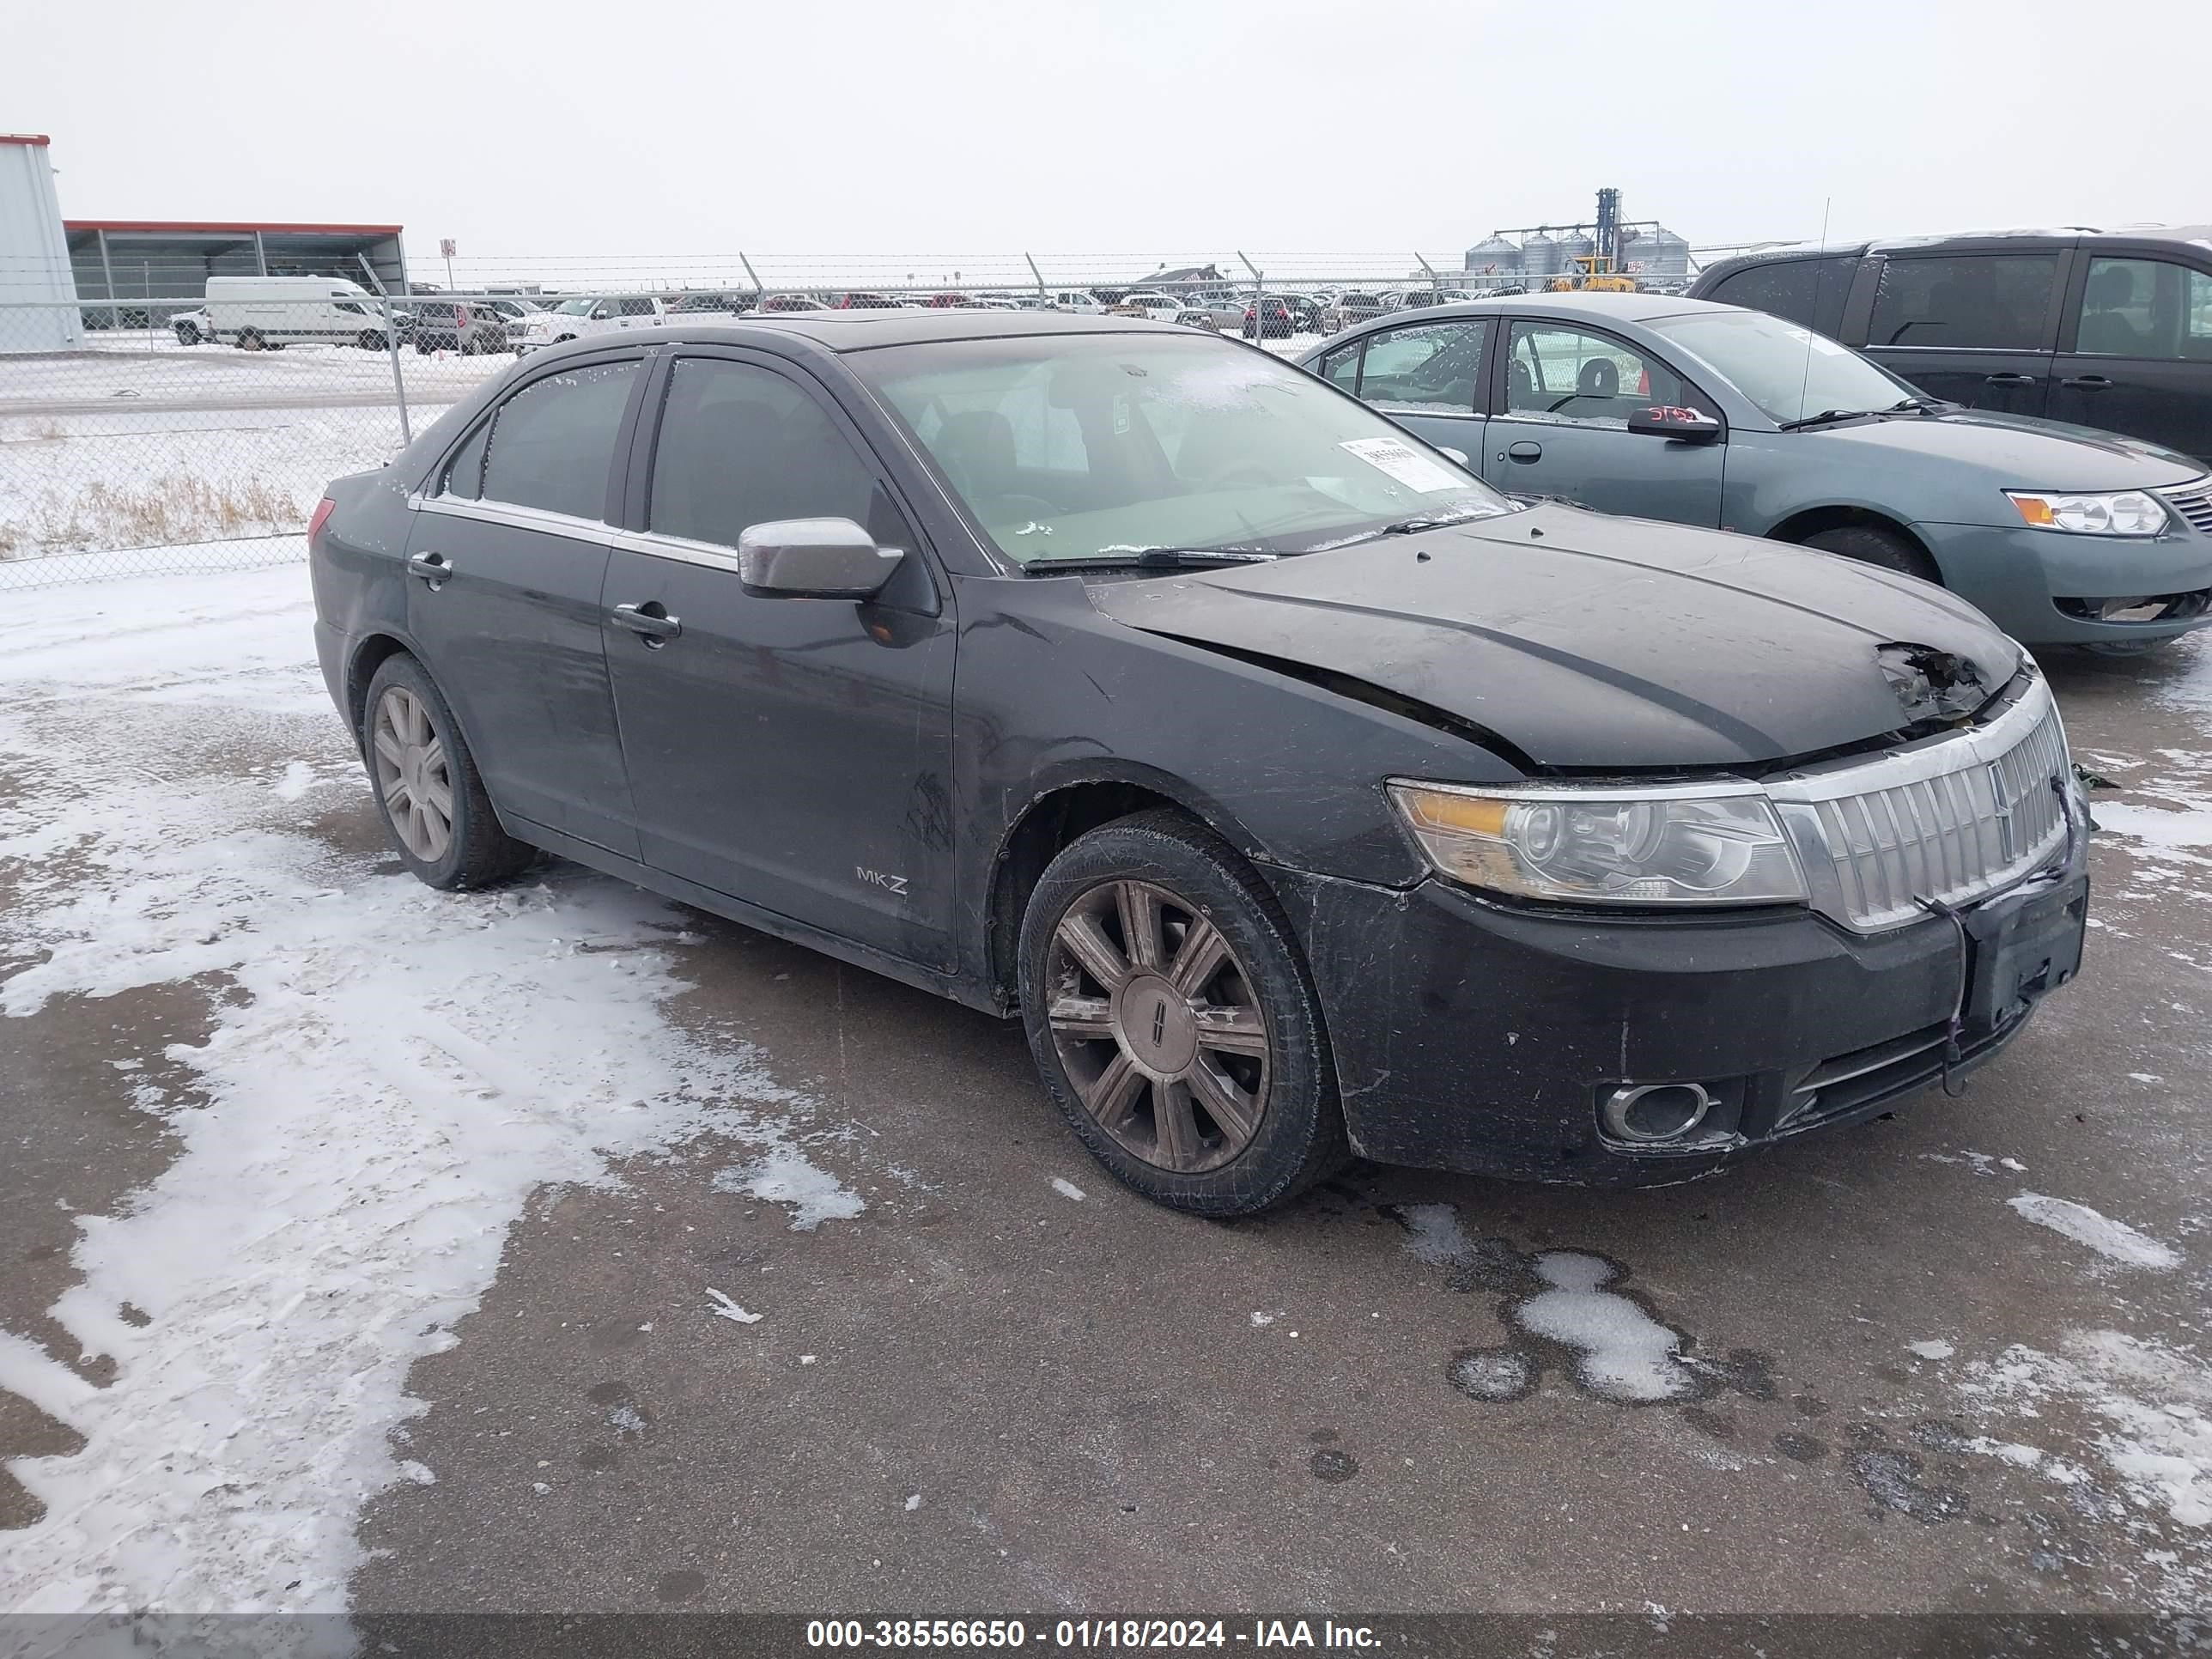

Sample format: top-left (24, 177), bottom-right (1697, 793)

top-left (1796, 197), bottom-right (1831, 426)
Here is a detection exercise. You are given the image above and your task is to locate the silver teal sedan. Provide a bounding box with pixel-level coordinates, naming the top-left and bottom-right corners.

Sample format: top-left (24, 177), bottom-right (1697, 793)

top-left (1298, 293), bottom-right (2212, 650)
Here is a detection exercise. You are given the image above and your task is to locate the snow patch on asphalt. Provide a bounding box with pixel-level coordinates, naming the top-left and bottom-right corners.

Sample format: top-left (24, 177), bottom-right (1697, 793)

top-left (1910, 1340), bottom-right (1955, 1361)
top-left (1397, 1202), bottom-right (1473, 1267)
top-left (2007, 1194), bottom-right (2183, 1269)
top-left (1513, 1253), bottom-right (1695, 1405)
top-left (0, 566), bottom-right (836, 1617)
top-left (1049, 1177), bottom-right (1086, 1201)
top-left (712, 1145), bottom-right (866, 1231)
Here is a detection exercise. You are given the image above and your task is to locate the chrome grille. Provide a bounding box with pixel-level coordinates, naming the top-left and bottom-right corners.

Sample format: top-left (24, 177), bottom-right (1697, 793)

top-left (2163, 478), bottom-right (2212, 535)
top-left (1767, 676), bottom-right (2072, 932)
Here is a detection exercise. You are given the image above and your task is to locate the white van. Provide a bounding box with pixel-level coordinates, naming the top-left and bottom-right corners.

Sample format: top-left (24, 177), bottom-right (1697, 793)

top-left (204, 276), bottom-right (395, 350)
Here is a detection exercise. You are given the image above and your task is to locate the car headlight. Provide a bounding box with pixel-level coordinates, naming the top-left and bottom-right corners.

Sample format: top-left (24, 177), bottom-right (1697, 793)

top-left (1387, 781), bottom-right (1808, 908)
top-left (2005, 489), bottom-right (2168, 536)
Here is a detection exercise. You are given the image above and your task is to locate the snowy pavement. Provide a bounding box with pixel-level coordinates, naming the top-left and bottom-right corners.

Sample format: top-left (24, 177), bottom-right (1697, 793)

top-left (3, 566), bottom-right (2211, 1625)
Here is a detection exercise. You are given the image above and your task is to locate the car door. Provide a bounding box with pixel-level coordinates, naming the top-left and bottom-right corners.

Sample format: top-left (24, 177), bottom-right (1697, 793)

top-left (1480, 319), bottom-right (1725, 524)
top-left (2049, 251), bottom-right (2212, 464)
top-left (1858, 246), bottom-right (2066, 416)
top-left (1322, 318), bottom-right (1491, 465)
top-left (600, 350), bottom-right (958, 965)
top-left (404, 350), bottom-right (646, 857)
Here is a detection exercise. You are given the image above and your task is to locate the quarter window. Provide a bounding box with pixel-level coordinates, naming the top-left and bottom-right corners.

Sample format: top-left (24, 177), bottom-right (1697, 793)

top-left (2076, 258), bottom-right (2212, 361)
top-left (477, 359), bottom-right (639, 520)
top-left (1355, 321), bottom-right (1486, 415)
top-left (1318, 342), bottom-right (1361, 392)
top-left (647, 358), bottom-right (904, 550)
top-left (1503, 323), bottom-right (1692, 426)
top-left (1867, 253), bottom-right (2058, 350)
top-left (1705, 256), bottom-right (1856, 337)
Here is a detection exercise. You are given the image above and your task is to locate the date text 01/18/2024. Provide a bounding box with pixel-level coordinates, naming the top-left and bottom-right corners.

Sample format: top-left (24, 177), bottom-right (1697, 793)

top-left (804, 1620), bottom-right (1381, 1649)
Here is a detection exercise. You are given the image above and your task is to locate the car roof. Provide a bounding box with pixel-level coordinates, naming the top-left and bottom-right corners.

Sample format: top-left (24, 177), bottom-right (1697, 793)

top-left (569, 311), bottom-right (1197, 354)
top-left (1333, 292), bottom-right (1738, 326)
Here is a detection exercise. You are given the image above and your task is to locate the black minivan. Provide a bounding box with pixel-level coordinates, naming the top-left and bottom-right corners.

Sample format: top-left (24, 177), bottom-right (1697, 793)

top-left (1689, 228), bottom-right (2212, 463)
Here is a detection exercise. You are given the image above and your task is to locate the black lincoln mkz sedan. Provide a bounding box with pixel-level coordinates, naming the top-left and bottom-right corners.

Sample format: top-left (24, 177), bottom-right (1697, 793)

top-left (308, 311), bottom-right (2089, 1216)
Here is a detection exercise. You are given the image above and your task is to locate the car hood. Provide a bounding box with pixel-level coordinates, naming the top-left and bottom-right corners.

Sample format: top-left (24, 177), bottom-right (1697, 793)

top-left (1085, 503), bottom-right (2022, 771)
top-left (1800, 409), bottom-right (2205, 489)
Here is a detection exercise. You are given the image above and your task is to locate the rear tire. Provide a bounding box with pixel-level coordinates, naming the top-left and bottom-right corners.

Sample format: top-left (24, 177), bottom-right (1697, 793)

top-left (235, 329), bottom-right (264, 351)
top-left (362, 653), bottom-right (536, 890)
top-left (1802, 523), bottom-right (1941, 582)
top-left (1018, 808), bottom-right (1347, 1217)
top-left (357, 330), bottom-right (387, 352)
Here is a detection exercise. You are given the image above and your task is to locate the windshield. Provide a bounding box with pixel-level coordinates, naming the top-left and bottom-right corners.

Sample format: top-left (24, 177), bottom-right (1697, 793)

top-left (1648, 309), bottom-right (1916, 425)
top-left (554, 298), bottom-right (595, 316)
top-left (854, 333), bottom-right (1517, 566)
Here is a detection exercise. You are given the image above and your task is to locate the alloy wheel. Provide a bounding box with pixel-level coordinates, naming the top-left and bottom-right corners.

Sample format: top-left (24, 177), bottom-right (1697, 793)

top-left (1044, 878), bottom-right (1271, 1173)
top-left (371, 684), bottom-right (455, 863)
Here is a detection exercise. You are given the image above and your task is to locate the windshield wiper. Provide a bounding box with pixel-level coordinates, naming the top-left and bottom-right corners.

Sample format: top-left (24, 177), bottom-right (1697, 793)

top-left (1887, 395), bottom-right (1950, 415)
top-left (1021, 546), bottom-right (1279, 574)
top-left (1779, 407), bottom-right (1881, 431)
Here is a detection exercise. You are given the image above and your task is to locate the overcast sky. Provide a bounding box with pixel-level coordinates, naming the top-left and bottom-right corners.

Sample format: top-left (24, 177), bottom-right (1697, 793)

top-left (8, 0), bottom-right (2205, 277)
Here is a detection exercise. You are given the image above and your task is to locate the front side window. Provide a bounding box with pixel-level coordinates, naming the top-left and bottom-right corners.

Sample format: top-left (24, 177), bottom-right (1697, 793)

top-left (1868, 253), bottom-right (2058, 350)
top-left (1503, 323), bottom-right (1692, 426)
top-left (2076, 257), bottom-right (2212, 361)
top-left (854, 332), bottom-right (1515, 567)
top-left (1355, 320), bottom-right (1487, 415)
top-left (1650, 308), bottom-right (1912, 426)
top-left (477, 359), bottom-right (639, 520)
top-left (647, 358), bottom-right (903, 550)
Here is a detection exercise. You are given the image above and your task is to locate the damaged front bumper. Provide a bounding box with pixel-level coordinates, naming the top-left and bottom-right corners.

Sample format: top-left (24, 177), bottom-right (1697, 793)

top-left (1265, 818), bottom-right (2089, 1185)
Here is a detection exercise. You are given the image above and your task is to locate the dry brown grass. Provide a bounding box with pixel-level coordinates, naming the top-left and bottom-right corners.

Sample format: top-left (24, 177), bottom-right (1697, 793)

top-left (1, 475), bottom-right (304, 560)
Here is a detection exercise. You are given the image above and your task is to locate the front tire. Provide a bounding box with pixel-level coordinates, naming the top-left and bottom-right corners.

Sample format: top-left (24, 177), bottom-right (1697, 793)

top-left (362, 653), bottom-right (535, 890)
top-left (1802, 523), bottom-right (1940, 582)
top-left (1018, 809), bottom-right (1346, 1217)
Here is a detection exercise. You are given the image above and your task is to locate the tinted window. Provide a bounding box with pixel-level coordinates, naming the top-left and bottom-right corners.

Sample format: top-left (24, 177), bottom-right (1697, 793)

top-left (1356, 320), bottom-right (1486, 414)
top-left (647, 358), bottom-right (902, 550)
top-left (478, 359), bottom-right (638, 520)
top-left (2077, 257), bottom-right (2212, 361)
top-left (1706, 256), bottom-right (1856, 337)
top-left (1503, 323), bottom-right (1693, 426)
top-left (1868, 254), bottom-right (2058, 350)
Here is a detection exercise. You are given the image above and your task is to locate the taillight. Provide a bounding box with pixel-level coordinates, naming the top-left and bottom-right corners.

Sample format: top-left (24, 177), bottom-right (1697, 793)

top-left (307, 497), bottom-right (336, 546)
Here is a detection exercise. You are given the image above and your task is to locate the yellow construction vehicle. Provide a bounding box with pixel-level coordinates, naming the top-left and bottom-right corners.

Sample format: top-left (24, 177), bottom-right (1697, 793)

top-left (1547, 254), bottom-right (1638, 294)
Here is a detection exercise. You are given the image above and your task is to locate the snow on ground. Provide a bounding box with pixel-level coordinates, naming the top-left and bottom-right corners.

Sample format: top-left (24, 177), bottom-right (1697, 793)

top-left (0, 341), bottom-right (509, 408)
top-left (2007, 1194), bottom-right (2184, 1270)
top-left (0, 563), bottom-right (857, 1616)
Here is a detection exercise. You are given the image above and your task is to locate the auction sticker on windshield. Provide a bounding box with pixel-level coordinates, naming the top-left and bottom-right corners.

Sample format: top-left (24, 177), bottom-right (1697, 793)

top-left (1339, 437), bottom-right (1464, 493)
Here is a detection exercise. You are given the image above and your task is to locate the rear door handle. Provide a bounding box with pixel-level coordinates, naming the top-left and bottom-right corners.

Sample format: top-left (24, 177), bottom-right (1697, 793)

top-left (611, 600), bottom-right (682, 644)
top-left (2059, 374), bottom-right (2114, 390)
top-left (1984, 373), bottom-right (2039, 388)
top-left (407, 550), bottom-right (453, 586)
top-left (1504, 441), bottom-right (1543, 463)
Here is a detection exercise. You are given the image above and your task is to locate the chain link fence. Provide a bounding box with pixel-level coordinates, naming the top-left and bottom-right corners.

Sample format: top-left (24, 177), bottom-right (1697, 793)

top-left (0, 246), bottom-right (1729, 590)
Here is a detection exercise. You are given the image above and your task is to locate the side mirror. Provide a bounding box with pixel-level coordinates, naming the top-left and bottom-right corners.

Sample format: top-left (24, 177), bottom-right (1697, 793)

top-left (1626, 404), bottom-right (1723, 444)
top-left (738, 518), bottom-right (905, 600)
top-left (1437, 447), bottom-right (1471, 467)
top-left (591, 305), bottom-right (613, 321)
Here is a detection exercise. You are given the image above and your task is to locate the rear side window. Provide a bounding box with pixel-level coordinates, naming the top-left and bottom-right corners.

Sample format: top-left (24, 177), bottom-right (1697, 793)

top-left (1356, 320), bottom-right (1487, 414)
top-left (1705, 256), bottom-right (1856, 337)
top-left (1868, 254), bottom-right (2058, 350)
top-left (477, 360), bottom-right (639, 520)
top-left (647, 358), bottom-right (905, 550)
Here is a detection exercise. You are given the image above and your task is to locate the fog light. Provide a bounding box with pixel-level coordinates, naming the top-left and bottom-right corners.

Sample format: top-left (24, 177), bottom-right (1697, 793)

top-left (1601, 1082), bottom-right (1713, 1144)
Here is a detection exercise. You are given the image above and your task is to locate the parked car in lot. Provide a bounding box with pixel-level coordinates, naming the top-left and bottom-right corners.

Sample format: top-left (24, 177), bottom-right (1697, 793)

top-left (309, 311), bottom-right (2087, 1216)
top-left (172, 306), bottom-right (215, 345)
top-left (407, 299), bottom-right (509, 356)
top-left (1687, 226), bottom-right (2212, 464)
top-left (1324, 292), bottom-right (1389, 332)
top-left (1047, 289), bottom-right (1107, 313)
top-left (206, 275), bottom-right (395, 350)
top-left (830, 292), bottom-right (902, 310)
top-left (1175, 294), bottom-right (1246, 331)
top-left (1242, 296), bottom-right (1322, 339)
top-left (511, 294), bottom-right (667, 353)
top-left (757, 293), bottom-right (827, 314)
top-left (1302, 293), bottom-right (2212, 649)
top-left (1110, 292), bottom-right (1185, 323)
top-left (665, 290), bottom-right (755, 316)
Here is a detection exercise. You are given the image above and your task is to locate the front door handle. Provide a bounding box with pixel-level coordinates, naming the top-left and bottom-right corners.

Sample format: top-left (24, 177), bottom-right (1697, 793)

top-left (1504, 441), bottom-right (1543, 464)
top-left (407, 550), bottom-right (453, 586)
top-left (611, 600), bottom-right (682, 645)
top-left (2059, 374), bottom-right (2114, 391)
top-left (1984, 372), bottom-right (2039, 388)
